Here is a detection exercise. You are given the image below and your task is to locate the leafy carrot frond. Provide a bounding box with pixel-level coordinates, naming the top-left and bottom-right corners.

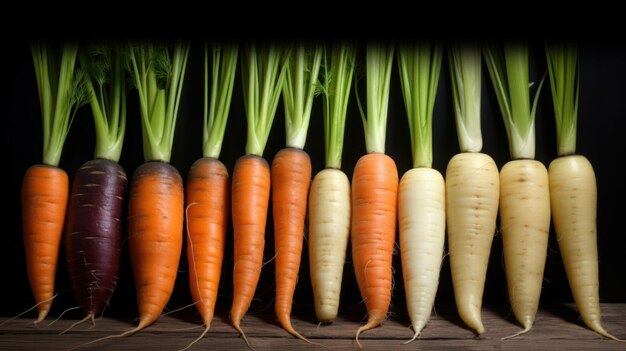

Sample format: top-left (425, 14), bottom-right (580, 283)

top-left (80, 45), bottom-right (127, 162)
top-left (128, 41), bottom-right (190, 163)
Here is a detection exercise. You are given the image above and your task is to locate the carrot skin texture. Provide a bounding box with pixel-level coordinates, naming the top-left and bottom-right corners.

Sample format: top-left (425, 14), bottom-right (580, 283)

top-left (22, 164), bottom-right (69, 322)
top-left (128, 162), bottom-right (184, 328)
top-left (186, 157), bottom-right (229, 328)
top-left (271, 148), bottom-right (311, 336)
top-left (500, 159), bottom-right (550, 331)
top-left (65, 159), bottom-right (127, 317)
top-left (230, 155), bottom-right (271, 328)
top-left (549, 155), bottom-right (620, 340)
top-left (351, 153), bottom-right (398, 337)
top-left (308, 168), bottom-right (351, 322)
top-left (445, 152), bottom-right (500, 334)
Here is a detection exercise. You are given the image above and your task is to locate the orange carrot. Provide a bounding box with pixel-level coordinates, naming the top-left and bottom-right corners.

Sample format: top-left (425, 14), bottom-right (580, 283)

top-left (186, 157), bottom-right (229, 328)
top-left (351, 153), bottom-right (399, 340)
top-left (122, 43), bottom-right (189, 335)
top-left (272, 147), bottom-right (311, 339)
top-left (21, 165), bottom-right (69, 323)
top-left (350, 43), bottom-right (397, 347)
top-left (23, 42), bottom-right (86, 323)
top-left (128, 161), bottom-right (184, 331)
top-left (182, 45), bottom-right (237, 348)
top-left (230, 155), bottom-right (271, 341)
top-left (271, 42), bottom-right (321, 342)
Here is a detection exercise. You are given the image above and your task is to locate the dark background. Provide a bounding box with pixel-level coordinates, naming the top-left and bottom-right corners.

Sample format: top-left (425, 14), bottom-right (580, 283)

top-left (2, 39), bottom-right (625, 322)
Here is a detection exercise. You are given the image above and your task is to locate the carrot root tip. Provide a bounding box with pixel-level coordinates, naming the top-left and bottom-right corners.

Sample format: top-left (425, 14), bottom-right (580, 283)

top-left (588, 323), bottom-right (624, 342)
top-left (34, 309), bottom-right (50, 324)
top-left (233, 322), bottom-right (255, 351)
top-left (282, 321), bottom-right (326, 348)
top-left (502, 326), bottom-right (531, 341)
top-left (177, 325), bottom-right (211, 351)
top-left (355, 319), bottom-right (382, 349)
top-left (59, 314), bottom-right (95, 335)
top-left (68, 322), bottom-right (146, 350)
top-left (403, 332), bottom-right (419, 345)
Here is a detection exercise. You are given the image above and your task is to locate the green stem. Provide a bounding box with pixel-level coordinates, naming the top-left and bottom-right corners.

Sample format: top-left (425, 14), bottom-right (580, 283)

top-left (321, 43), bottom-right (356, 169)
top-left (282, 43), bottom-right (323, 149)
top-left (242, 43), bottom-right (289, 157)
top-left (448, 42), bottom-right (483, 153)
top-left (203, 43), bottom-right (239, 159)
top-left (80, 46), bottom-right (127, 162)
top-left (545, 42), bottom-right (579, 156)
top-left (356, 43), bottom-right (394, 154)
top-left (32, 42), bottom-right (87, 166)
top-left (129, 42), bottom-right (190, 163)
top-left (397, 42), bottom-right (443, 168)
top-left (484, 41), bottom-right (545, 160)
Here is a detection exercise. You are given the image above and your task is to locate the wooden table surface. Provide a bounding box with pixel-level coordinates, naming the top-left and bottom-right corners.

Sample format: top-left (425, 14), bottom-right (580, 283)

top-left (1, 304), bottom-right (625, 350)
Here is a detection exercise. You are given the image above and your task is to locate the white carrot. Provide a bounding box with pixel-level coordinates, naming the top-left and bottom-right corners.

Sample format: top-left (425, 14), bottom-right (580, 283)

top-left (397, 42), bottom-right (445, 343)
top-left (484, 41), bottom-right (549, 337)
top-left (446, 43), bottom-right (500, 335)
top-left (308, 43), bottom-right (356, 323)
top-left (545, 42), bottom-right (622, 341)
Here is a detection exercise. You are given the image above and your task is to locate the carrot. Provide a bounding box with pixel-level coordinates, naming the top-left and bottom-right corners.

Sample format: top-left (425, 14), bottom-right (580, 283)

top-left (70, 42), bottom-right (190, 350)
top-left (129, 161), bottom-right (184, 328)
top-left (125, 42), bottom-right (189, 333)
top-left (22, 42), bottom-right (87, 323)
top-left (230, 155), bottom-right (271, 335)
top-left (62, 46), bottom-right (128, 332)
top-left (230, 43), bottom-right (288, 349)
top-left (308, 43), bottom-right (355, 323)
top-left (186, 158), bottom-right (229, 326)
top-left (272, 148), bottom-right (311, 338)
top-left (181, 43), bottom-right (237, 351)
top-left (545, 42), bottom-right (622, 341)
top-left (272, 43), bottom-right (321, 342)
top-left (484, 41), bottom-right (549, 338)
top-left (446, 43), bottom-right (500, 335)
top-left (22, 165), bottom-right (69, 323)
top-left (396, 41), bottom-right (445, 343)
top-left (351, 43), bottom-right (398, 348)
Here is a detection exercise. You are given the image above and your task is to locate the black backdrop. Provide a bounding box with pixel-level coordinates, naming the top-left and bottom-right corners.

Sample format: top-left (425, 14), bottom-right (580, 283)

top-left (2, 40), bottom-right (625, 321)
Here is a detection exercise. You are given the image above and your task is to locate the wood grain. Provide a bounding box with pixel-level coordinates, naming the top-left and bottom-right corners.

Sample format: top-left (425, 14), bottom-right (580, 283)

top-left (1, 304), bottom-right (624, 350)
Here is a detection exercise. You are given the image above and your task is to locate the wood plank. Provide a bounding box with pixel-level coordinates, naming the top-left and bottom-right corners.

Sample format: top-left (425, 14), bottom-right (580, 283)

top-left (1, 304), bottom-right (625, 350)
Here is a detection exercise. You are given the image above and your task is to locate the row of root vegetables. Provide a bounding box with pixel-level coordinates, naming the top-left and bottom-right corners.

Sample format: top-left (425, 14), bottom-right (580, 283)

top-left (18, 40), bottom-right (622, 350)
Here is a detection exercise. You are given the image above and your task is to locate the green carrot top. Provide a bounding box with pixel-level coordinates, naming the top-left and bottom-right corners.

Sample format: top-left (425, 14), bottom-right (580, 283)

top-left (128, 42), bottom-right (190, 163)
top-left (282, 42), bottom-right (323, 149)
top-left (448, 43), bottom-right (483, 153)
top-left (545, 42), bottom-right (579, 156)
top-left (80, 45), bottom-right (127, 162)
top-left (241, 42), bottom-right (289, 157)
top-left (484, 41), bottom-right (544, 160)
top-left (397, 41), bottom-right (443, 168)
top-left (203, 43), bottom-right (239, 159)
top-left (320, 43), bottom-right (357, 169)
top-left (32, 42), bottom-right (89, 166)
top-left (356, 42), bottom-right (395, 154)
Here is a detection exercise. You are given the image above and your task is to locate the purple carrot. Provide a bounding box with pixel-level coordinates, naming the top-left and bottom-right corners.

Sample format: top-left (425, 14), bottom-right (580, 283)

top-left (65, 159), bottom-right (127, 318)
top-left (60, 46), bottom-right (127, 331)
